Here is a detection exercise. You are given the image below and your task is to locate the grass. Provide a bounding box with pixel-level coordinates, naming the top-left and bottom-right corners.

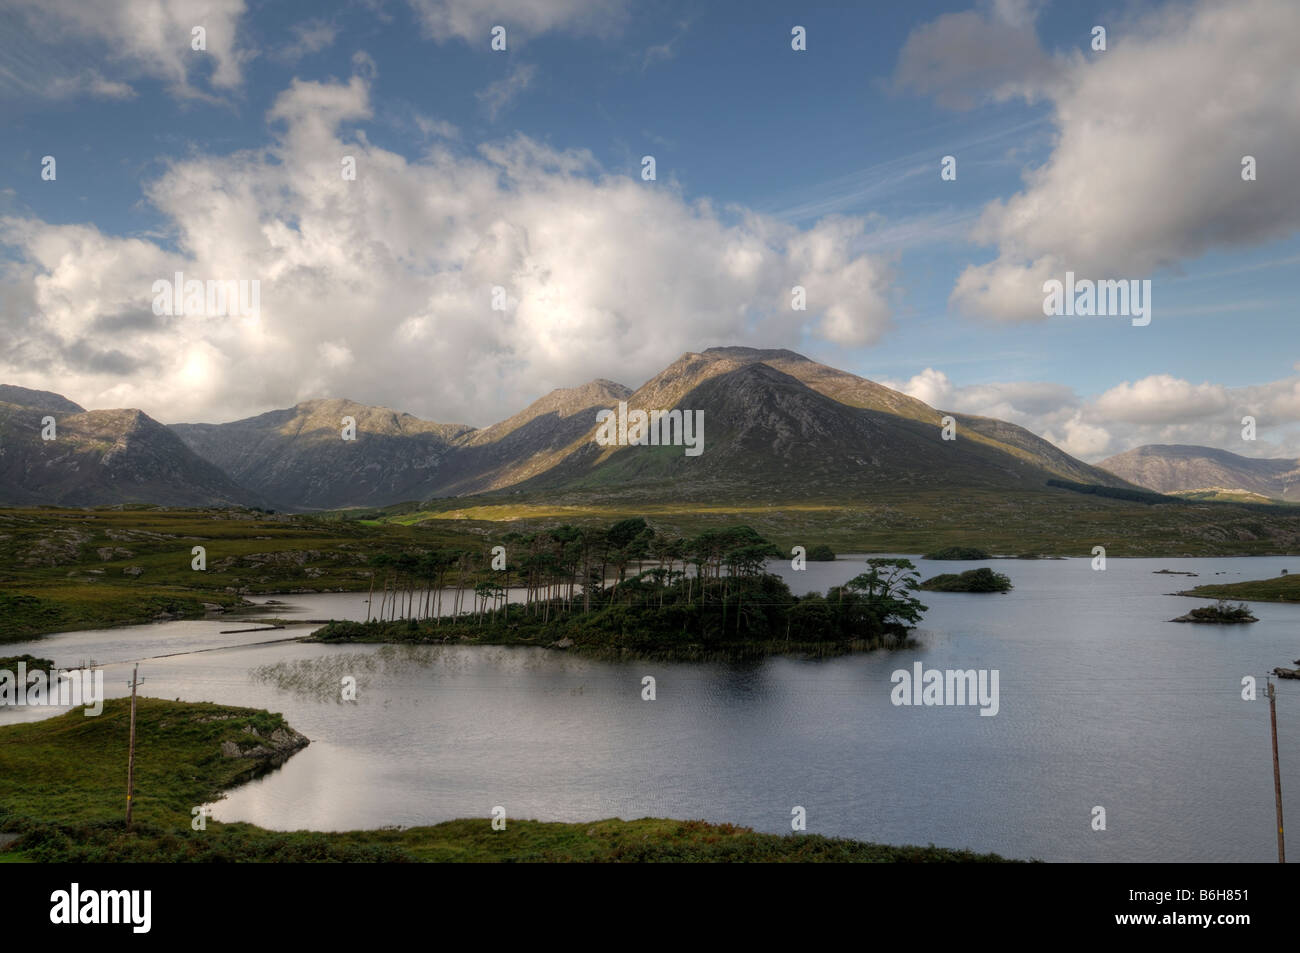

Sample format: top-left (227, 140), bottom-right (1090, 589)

top-left (1177, 573), bottom-right (1300, 603)
top-left (364, 485), bottom-right (1300, 558)
top-left (0, 506), bottom-right (487, 642)
top-left (0, 699), bottom-right (1019, 863)
top-left (0, 697), bottom-right (298, 827)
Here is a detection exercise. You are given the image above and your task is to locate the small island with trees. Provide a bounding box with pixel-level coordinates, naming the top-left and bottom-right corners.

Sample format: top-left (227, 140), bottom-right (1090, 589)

top-left (918, 567), bottom-right (1013, 593)
top-left (309, 519), bottom-right (928, 659)
top-left (1170, 601), bottom-right (1258, 624)
top-left (923, 546), bottom-right (991, 560)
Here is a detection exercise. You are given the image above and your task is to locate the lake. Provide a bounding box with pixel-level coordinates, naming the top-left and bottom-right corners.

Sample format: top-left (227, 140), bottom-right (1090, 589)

top-left (3, 555), bottom-right (1297, 862)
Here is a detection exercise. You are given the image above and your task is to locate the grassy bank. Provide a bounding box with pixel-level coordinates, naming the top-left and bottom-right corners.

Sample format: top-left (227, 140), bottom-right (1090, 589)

top-left (0, 506), bottom-right (486, 642)
top-left (1177, 574), bottom-right (1300, 604)
top-left (0, 699), bottom-right (1017, 863)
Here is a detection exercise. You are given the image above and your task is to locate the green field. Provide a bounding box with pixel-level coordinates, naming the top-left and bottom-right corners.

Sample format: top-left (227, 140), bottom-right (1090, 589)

top-left (0, 699), bottom-right (1017, 863)
top-left (367, 485), bottom-right (1300, 558)
top-left (0, 506), bottom-right (486, 642)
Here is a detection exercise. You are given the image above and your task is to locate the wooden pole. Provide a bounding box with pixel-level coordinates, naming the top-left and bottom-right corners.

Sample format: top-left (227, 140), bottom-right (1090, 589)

top-left (126, 664), bottom-right (141, 830)
top-left (1269, 680), bottom-right (1285, 863)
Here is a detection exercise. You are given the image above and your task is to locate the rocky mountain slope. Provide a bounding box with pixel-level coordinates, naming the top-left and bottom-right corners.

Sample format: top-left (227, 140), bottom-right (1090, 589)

top-left (0, 394), bottom-right (258, 507)
top-left (171, 382), bottom-right (633, 509)
top-left (172, 399), bottom-right (474, 511)
top-left (505, 349), bottom-right (1133, 501)
top-left (1098, 444), bottom-right (1300, 502)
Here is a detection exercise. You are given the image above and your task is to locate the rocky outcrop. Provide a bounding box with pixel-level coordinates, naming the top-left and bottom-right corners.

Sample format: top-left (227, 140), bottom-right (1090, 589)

top-left (220, 724), bottom-right (309, 766)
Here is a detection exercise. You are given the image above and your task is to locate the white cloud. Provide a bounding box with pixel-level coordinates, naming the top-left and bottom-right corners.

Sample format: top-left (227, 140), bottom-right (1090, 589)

top-left (1092, 375), bottom-right (1229, 425)
top-left (883, 367), bottom-right (955, 409)
top-left (407, 0), bottom-right (626, 44)
top-left (6, 0), bottom-right (251, 100)
top-left (894, 0), bottom-right (1054, 110)
top-left (881, 367), bottom-right (1300, 461)
top-left (0, 76), bottom-right (897, 427)
top-left (895, 0), bottom-right (1300, 321)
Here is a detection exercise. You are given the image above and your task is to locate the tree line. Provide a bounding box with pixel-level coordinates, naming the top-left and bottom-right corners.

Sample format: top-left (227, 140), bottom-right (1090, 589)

top-left (360, 518), bottom-right (927, 647)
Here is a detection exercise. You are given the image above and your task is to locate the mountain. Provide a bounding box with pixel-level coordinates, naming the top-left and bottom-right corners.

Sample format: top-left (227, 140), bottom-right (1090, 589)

top-left (0, 385), bottom-right (85, 414)
top-left (1098, 445), bottom-right (1300, 502)
top-left (684, 348), bottom-right (1125, 487)
top-left (171, 382), bottom-right (631, 509)
top-left (504, 349), bottom-right (1133, 500)
top-left (0, 397), bottom-right (258, 507)
top-left (438, 379), bottom-right (633, 495)
top-left (4, 348), bottom-right (1136, 509)
top-left (172, 399), bottom-right (474, 511)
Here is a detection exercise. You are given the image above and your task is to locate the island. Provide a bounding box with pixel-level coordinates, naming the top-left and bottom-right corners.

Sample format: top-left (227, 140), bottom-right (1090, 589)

top-left (923, 546), bottom-right (991, 560)
top-left (1170, 602), bottom-right (1258, 623)
top-left (919, 567), bottom-right (1013, 593)
top-left (311, 522), bottom-right (930, 660)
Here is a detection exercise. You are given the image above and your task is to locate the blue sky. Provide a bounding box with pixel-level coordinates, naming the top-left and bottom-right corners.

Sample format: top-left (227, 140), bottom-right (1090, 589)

top-left (0, 0), bottom-right (1297, 462)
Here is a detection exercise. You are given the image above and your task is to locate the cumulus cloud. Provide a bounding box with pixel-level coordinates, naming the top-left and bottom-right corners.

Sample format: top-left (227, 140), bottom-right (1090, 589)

top-left (895, 0), bottom-right (1300, 321)
top-left (894, 0), bottom-right (1054, 109)
top-left (5, 0), bottom-right (251, 99)
top-left (882, 367), bottom-right (1300, 461)
top-left (0, 76), bottom-right (897, 427)
top-left (1091, 375), bottom-right (1229, 425)
top-left (407, 0), bottom-right (626, 43)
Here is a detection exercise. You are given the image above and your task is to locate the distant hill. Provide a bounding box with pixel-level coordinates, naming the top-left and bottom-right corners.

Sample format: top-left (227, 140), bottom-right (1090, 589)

top-left (1098, 444), bottom-right (1300, 502)
top-left (171, 399), bottom-right (474, 511)
top-left (170, 382), bottom-right (631, 510)
top-left (0, 385), bottom-right (85, 414)
top-left (0, 397), bottom-right (259, 507)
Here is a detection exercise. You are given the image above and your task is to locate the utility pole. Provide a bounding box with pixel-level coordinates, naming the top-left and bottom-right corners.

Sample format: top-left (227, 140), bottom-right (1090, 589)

top-left (1269, 679), bottom-right (1285, 863)
top-left (126, 665), bottom-right (144, 831)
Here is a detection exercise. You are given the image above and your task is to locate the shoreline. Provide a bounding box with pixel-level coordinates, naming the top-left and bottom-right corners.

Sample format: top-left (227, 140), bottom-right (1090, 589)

top-left (0, 699), bottom-right (1023, 864)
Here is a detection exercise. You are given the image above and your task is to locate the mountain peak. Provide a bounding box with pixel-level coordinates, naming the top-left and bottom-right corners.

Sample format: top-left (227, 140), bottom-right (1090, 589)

top-left (700, 346), bottom-right (812, 363)
top-left (0, 385), bottom-right (86, 414)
